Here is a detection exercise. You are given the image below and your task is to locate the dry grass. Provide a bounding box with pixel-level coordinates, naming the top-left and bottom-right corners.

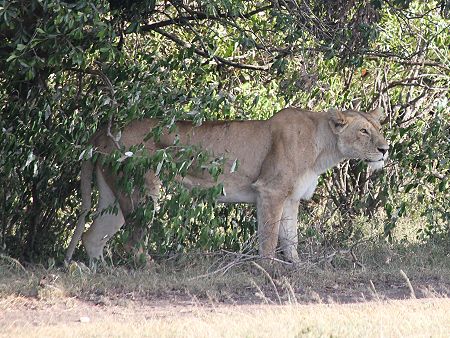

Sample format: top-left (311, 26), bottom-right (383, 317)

top-left (1, 298), bottom-right (449, 338)
top-left (1, 241), bottom-right (449, 337)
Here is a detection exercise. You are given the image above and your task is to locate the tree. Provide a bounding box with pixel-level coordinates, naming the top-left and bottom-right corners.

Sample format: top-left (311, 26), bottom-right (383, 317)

top-left (0, 0), bottom-right (448, 262)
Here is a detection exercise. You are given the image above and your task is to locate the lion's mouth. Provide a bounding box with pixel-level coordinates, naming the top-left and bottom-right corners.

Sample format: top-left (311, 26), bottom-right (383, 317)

top-left (365, 154), bottom-right (386, 163)
top-left (365, 159), bottom-right (385, 170)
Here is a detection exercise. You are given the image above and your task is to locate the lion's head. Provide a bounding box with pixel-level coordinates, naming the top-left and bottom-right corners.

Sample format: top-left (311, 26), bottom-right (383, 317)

top-left (328, 107), bottom-right (389, 170)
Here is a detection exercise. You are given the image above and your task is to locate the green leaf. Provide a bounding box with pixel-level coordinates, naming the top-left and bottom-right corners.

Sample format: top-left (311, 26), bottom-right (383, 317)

top-left (6, 54), bottom-right (17, 62)
top-left (438, 180), bottom-right (447, 192)
top-left (125, 22), bottom-right (139, 34)
top-left (385, 203), bottom-right (393, 217)
top-left (155, 160), bottom-right (164, 176)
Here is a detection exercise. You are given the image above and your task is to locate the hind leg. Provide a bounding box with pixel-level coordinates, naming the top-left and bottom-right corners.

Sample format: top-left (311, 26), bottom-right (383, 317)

top-left (82, 166), bottom-right (125, 261)
top-left (124, 171), bottom-right (161, 254)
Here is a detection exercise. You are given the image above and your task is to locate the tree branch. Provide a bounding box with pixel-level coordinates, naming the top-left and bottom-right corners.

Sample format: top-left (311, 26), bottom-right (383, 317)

top-left (140, 4), bottom-right (273, 32)
top-left (370, 75), bottom-right (437, 107)
top-left (366, 53), bottom-right (450, 72)
top-left (153, 28), bottom-right (270, 71)
top-left (65, 66), bottom-right (121, 149)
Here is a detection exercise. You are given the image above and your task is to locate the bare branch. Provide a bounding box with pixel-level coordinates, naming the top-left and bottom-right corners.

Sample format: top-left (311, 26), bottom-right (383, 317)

top-left (140, 4), bottom-right (273, 32)
top-left (369, 75), bottom-right (442, 107)
top-left (366, 53), bottom-right (450, 72)
top-left (65, 67), bottom-right (121, 149)
top-left (153, 28), bottom-right (270, 71)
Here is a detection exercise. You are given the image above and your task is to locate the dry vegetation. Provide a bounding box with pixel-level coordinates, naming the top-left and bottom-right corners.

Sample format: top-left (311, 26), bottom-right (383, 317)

top-left (2, 298), bottom-right (449, 338)
top-left (1, 240), bottom-right (449, 337)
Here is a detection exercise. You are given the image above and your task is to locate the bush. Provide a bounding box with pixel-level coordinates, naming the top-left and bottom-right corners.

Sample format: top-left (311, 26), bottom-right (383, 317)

top-left (0, 0), bottom-right (448, 262)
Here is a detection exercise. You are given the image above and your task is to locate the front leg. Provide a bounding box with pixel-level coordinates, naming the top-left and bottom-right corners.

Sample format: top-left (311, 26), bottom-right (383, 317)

top-left (252, 134), bottom-right (295, 259)
top-left (256, 192), bottom-right (285, 258)
top-left (279, 199), bottom-right (300, 262)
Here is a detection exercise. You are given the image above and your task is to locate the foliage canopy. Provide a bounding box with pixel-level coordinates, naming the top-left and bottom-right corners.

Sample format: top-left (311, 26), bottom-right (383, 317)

top-left (0, 0), bottom-right (448, 262)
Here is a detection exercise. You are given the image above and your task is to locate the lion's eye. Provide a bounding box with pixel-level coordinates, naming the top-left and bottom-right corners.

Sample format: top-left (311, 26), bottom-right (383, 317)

top-left (360, 128), bottom-right (369, 135)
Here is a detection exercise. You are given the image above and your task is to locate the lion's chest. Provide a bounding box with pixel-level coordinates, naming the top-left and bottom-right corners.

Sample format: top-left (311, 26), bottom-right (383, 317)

top-left (292, 171), bottom-right (318, 201)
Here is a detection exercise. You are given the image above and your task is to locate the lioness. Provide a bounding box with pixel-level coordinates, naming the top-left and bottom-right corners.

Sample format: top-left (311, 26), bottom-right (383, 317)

top-left (65, 107), bottom-right (388, 263)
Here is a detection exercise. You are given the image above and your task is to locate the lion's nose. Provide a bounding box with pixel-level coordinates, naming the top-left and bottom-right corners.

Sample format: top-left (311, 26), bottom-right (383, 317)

top-left (378, 147), bottom-right (388, 156)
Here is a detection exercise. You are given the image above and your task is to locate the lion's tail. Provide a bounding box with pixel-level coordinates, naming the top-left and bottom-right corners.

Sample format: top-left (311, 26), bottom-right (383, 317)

top-left (65, 160), bottom-right (94, 263)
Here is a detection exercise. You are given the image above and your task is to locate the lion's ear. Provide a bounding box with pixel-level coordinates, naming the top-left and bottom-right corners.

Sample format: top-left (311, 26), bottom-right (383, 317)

top-left (328, 108), bottom-right (348, 134)
top-left (367, 107), bottom-right (384, 121)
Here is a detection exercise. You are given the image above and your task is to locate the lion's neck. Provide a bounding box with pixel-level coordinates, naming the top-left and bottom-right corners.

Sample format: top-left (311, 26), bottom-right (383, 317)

top-left (313, 120), bottom-right (344, 174)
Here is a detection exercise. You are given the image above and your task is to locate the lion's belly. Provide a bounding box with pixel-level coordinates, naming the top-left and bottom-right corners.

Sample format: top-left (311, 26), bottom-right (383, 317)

top-left (292, 171), bottom-right (318, 201)
top-left (217, 185), bottom-right (256, 203)
top-left (180, 173), bottom-right (257, 204)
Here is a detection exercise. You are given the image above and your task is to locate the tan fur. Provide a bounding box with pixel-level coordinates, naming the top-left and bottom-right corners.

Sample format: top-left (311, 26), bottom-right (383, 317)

top-left (65, 107), bottom-right (389, 263)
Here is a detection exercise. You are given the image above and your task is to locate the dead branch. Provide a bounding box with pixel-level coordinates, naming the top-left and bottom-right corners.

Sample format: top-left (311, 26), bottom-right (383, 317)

top-left (153, 28), bottom-right (270, 71)
top-left (251, 261), bottom-right (282, 304)
top-left (140, 4), bottom-right (273, 32)
top-left (66, 66), bottom-right (121, 149)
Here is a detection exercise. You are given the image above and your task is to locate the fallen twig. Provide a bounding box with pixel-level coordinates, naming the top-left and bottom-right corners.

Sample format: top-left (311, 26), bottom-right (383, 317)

top-left (400, 269), bottom-right (416, 299)
top-left (251, 261), bottom-right (282, 305)
top-left (0, 254), bottom-right (28, 274)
